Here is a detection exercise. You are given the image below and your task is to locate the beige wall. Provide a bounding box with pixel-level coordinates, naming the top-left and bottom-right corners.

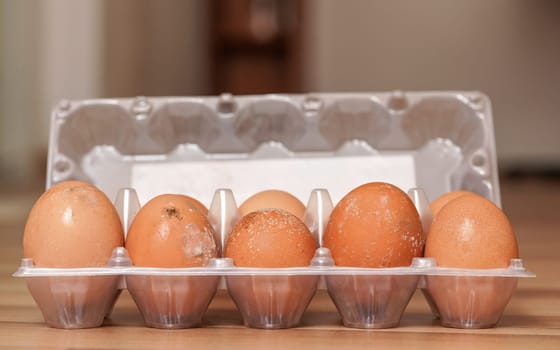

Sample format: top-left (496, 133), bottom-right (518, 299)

top-left (1, 0), bottom-right (559, 186)
top-left (0, 0), bottom-right (103, 184)
top-left (103, 0), bottom-right (209, 97)
top-left (0, 0), bottom-right (41, 183)
top-left (302, 0), bottom-right (560, 168)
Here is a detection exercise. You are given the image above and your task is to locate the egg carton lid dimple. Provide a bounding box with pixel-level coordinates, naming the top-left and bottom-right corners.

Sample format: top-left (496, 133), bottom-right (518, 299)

top-left (46, 91), bottom-right (501, 208)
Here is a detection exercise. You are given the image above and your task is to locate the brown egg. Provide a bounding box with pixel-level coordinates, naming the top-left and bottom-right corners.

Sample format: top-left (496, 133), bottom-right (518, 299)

top-left (323, 182), bottom-right (423, 268)
top-left (431, 190), bottom-right (478, 217)
top-left (239, 190), bottom-right (306, 220)
top-left (425, 195), bottom-right (519, 268)
top-left (23, 181), bottom-right (124, 267)
top-left (182, 194), bottom-right (208, 216)
top-left (125, 194), bottom-right (217, 267)
top-left (225, 209), bottom-right (316, 267)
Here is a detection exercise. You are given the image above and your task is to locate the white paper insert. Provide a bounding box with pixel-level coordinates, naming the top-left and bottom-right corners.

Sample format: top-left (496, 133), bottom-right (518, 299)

top-left (131, 155), bottom-right (416, 206)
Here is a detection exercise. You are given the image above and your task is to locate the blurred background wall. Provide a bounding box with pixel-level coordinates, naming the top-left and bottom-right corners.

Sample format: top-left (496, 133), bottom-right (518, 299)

top-left (1, 0), bottom-right (559, 190)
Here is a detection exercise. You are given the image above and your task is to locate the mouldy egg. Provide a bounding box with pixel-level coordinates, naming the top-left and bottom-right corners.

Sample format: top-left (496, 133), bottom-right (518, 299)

top-left (430, 190), bottom-right (479, 218)
top-left (224, 209), bottom-right (316, 267)
top-left (239, 189), bottom-right (306, 220)
top-left (125, 194), bottom-right (217, 267)
top-left (323, 182), bottom-right (424, 268)
top-left (424, 195), bottom-right (519, 268)
top-left (23, 181), bottom-right (124, 267)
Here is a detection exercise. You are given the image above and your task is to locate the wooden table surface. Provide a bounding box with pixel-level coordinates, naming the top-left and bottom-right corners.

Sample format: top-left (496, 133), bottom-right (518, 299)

top-left (1, 178), bottom-right (559, 349)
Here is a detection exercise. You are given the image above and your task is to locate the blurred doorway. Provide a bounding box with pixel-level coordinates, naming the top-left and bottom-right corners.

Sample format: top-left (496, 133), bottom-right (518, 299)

top-left (209, 0), bottom-right (303, 94)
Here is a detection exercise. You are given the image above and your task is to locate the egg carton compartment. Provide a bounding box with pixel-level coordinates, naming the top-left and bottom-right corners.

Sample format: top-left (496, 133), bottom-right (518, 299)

top-left (13, 254), bottom-right (127, 329)
top-left (326, 274), bottom-right (419, 329)
top-left (125, 274), bottom-right (220, 329)
top-left (420, 259), bottom-right (532, 329)
top-left (226, 274), bottom-right (319, 329)
top-left (46, 92), bottom-right (500, 209)
top-left (14, 185), bottom-right (534, 330)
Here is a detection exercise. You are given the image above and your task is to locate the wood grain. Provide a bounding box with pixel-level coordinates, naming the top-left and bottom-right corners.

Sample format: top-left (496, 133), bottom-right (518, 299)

top-left (1, 178), bottom-right (559, 349)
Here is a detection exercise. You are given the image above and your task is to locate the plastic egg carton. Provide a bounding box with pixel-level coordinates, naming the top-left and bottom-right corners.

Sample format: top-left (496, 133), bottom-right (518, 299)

top-left (15, 92), bottom-right (534, 329)
top-left (14, 186), bottom-right (534, 330)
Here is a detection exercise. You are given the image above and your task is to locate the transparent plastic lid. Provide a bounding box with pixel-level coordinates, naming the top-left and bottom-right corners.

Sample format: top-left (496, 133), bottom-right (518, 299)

top-left (46, 92), bottom-right (501, 207)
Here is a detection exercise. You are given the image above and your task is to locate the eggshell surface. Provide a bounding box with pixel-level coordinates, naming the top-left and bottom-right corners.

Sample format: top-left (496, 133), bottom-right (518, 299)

top-left (23, 181), bottom-right (124, 267)
top-left (239, 190), bottom-right (306, 220)
top-left (323, 182), bottom-right (424, 268)
top-left (425, 195), bottom-right (519, 268)
top-left (430, 190), bottom-right (478, 218)
top-left (182, 194), bottom-right (208, 216)
top-left (225, 209), bottom-right (316, 267)
top-left (125, 194), bottom-right (217, 267)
